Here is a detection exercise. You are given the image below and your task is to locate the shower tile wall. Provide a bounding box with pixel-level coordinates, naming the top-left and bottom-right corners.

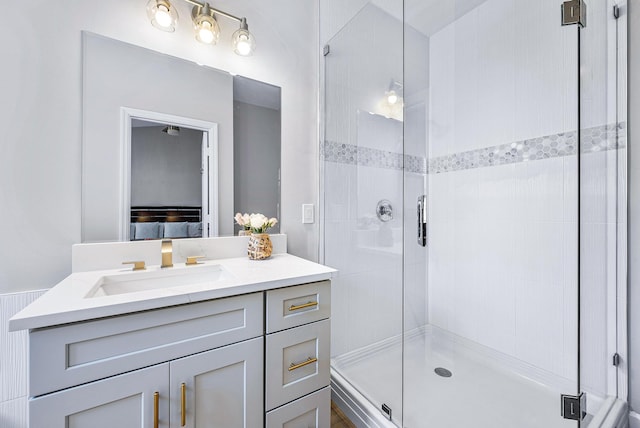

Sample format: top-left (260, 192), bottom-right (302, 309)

top-left (427, 0), bottom-right (618, 394)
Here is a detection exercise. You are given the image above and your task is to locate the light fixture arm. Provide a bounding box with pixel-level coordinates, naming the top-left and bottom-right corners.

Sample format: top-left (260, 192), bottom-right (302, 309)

top-left (182, 0), bottom-right (244, 24)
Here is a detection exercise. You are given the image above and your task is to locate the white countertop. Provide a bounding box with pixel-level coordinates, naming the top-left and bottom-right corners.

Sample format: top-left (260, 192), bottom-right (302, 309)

top-left (9, 254), bottom-right (336, 331)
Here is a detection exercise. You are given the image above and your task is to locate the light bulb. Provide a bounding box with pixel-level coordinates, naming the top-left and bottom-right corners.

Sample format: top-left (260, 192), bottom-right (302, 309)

top-left (155, 5), bottom-right (172, 28)
top-left (236, 35), bottom-right (252, 56)
top-left (198, 22), bottom-right (215, 44)
top-left (387, 91), bottom-right (398, 105)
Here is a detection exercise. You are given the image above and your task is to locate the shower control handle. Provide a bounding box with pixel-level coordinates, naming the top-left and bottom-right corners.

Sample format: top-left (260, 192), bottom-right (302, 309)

top-left (418, 195), bottom-right (427, 247)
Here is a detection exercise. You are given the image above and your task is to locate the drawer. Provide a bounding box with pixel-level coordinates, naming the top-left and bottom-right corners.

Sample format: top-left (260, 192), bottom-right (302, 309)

top-left (266, 281), bottom-right (330, 333)
top-left (30, 293), bottom-right (263, 397)
top-left (266, 319), bottom-right (330, 411)
top-left (266, 386), bottom-right (330, 428)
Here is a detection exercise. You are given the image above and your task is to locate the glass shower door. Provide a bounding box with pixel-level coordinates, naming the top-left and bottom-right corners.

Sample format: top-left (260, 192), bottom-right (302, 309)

top-left (323, 1), bottom-right (405, 425)
top-left (578, 0), bottom-right (627, 423)
top-left (403, 1), bottom-right (581, 427)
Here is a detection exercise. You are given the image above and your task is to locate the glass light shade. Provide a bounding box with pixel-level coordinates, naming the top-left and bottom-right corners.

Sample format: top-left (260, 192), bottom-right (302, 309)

top-left (232, 28), bottom-right (255, 56)
top-left (146, 0), bottom-right (178, 32)
top-left (194, 15), bottom-right (220, 44)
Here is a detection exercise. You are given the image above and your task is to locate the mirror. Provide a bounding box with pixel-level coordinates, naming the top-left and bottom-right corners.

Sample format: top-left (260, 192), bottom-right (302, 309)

top-left (81, 32), bottom-right (281, 242)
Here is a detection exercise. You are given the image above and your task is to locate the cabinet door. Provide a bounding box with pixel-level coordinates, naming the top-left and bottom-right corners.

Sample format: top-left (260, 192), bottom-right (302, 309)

top-left (170, 337), bottom-right (263, 428)
top-left (266, 386), bottom-right (330, 428)
top-left (30, 363), bottom-right (169, 428)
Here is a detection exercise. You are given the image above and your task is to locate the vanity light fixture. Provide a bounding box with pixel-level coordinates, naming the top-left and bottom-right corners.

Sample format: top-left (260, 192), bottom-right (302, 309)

top-left (385, 80), bottom-right (403, 105)
top-left (146, 0), bottom-right (256, 56)
top-left (146, 0), bottom-right (179, 32)
top-left (162, 125), bottom-right (181, 136)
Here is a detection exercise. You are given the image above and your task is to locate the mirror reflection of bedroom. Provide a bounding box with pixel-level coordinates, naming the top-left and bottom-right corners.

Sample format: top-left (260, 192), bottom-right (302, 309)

top-left (129, 120), bottom-right (208, 241)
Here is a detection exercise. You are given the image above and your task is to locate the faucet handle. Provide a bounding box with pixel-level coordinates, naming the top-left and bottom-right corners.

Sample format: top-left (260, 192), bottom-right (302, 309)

top-left (186, 256), bottom-right (205, 266)
top-left (123, 261), bottom-right (146, 271)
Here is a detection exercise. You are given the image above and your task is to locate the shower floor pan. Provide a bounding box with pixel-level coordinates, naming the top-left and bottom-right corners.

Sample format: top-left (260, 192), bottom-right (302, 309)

top-left (332, 325), bottom-right (616, 428)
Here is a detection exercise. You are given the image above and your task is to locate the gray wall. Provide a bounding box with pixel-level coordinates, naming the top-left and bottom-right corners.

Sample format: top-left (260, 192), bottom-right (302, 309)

top-left (629, 0), bottom-right (640, 421)
top-left (131, 126), bottom-right (202, 207)
top-left (83, 33), bottom-right (233, 241)
top-left (233, 101), bottom-right (281, 233)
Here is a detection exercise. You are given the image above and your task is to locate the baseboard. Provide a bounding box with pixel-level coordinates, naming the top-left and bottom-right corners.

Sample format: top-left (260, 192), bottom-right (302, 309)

top-left (629, 410), bottom-right (640, 428)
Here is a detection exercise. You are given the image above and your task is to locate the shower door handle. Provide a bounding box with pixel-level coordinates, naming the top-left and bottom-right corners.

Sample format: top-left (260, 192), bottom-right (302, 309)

top-left (417, 195), bottom-right (427, 247)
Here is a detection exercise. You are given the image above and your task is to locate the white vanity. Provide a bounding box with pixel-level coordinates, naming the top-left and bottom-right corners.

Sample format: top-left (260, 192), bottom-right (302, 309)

top-left (10, 236), bottom-right (335, 428)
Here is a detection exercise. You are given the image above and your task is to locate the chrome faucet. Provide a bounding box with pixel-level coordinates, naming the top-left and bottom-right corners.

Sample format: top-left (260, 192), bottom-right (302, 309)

top-left (161, 239), bottom-right (173, 268)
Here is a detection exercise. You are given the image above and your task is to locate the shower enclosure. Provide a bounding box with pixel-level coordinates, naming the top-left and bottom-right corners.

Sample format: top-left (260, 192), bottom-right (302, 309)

top-left (321, 0), bottom-right (627, 426)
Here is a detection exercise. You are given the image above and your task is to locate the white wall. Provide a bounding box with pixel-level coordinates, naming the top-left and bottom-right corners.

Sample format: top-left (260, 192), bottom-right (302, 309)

top-left (0, 0), bottom-right (318, 295)
top-left (131, 126), bottom-right (202, 207)
top-left (83, 33), bottom-right (232, 240)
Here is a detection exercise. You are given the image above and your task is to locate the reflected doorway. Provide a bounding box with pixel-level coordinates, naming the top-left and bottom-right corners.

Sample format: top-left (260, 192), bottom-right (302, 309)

top-left (121, 108), bottom-right (218, 241)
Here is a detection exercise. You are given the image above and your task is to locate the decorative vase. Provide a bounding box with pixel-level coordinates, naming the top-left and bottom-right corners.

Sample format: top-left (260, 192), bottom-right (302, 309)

top-left (247, 233), bottom-right (272, 260)
top-left (239, 229), bottom-right (252, 236)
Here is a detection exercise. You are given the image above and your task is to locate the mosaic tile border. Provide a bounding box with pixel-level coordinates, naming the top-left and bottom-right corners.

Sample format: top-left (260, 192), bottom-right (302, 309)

top-left (322, 123), bottom-right (625, 175)
top-left (322, 140), bottom-right (426, 174)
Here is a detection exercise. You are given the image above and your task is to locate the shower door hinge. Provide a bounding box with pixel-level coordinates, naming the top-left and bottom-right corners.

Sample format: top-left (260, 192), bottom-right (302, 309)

top-left (381, 403), bottom-right (392, 420)
top-left (561, 0), bottom-right (586, 27)
top-left (613, 352), bottom-right (620, 366)
top-left (561, 392), bottom-right (586, 421)
top-left (323, 44), bottom-right (330, 56)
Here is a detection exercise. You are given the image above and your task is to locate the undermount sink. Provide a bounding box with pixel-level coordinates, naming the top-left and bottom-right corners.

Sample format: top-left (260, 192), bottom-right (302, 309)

top-left (87, 264), bottom-right (232, 298)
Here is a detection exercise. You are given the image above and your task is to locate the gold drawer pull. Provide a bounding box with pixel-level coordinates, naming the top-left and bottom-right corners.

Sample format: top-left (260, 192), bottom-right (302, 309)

top-left (288, 357), bottom-right (318, 371)
top-left (153, 392), bottom-right (159, 428)
top-left (181, 383), bottom-right (186, 427)
top-left (289, 301), bottom-right (318, 311)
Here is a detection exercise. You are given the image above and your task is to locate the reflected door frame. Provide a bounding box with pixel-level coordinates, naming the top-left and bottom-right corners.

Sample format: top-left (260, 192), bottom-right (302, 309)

top-left (120, 107), bottom-right (219, 240)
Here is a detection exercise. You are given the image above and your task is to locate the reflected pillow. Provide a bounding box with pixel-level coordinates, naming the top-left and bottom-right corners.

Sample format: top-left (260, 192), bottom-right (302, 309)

top-left (164, 222), bottom-right (188, 238)
top-left (188, 222), bottom-right (203, 238)
top-left (134, 222), bottom-right (160, 240)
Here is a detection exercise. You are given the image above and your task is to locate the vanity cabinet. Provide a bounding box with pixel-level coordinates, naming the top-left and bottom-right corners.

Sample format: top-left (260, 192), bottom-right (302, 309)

top-left (27, 280), bottom-right (331, 428)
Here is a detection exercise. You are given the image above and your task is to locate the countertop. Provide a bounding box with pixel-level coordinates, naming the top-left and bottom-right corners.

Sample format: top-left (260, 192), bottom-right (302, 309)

top-left (9, 253), bottom-right (336, 331)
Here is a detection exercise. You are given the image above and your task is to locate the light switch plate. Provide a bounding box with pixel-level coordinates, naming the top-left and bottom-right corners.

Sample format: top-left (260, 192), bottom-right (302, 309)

top-left (302, 204), bottom-right (314, 224)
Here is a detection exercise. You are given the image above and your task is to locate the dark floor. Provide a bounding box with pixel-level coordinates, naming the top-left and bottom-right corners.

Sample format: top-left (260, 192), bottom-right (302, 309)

top-left (331, 401), bottom-right (356, 428)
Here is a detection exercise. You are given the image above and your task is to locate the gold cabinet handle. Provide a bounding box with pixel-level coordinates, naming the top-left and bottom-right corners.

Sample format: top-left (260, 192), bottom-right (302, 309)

top-left (288, 357), bottom-right (318, 371)
top-left (122, 260), bottom-right (146, 271)
top-left (288, 301), bottom-right (318, 311)
top-left (153, 392), bottom-right (159, 428)
top-left (181, 383), bottom-right (186, 427)
top-left (186, 255), bottom-right (205, 266)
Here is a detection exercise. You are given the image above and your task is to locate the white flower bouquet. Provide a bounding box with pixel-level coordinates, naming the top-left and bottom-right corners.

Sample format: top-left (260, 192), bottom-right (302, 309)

top-left (235, 212), bottom-right (278, 234)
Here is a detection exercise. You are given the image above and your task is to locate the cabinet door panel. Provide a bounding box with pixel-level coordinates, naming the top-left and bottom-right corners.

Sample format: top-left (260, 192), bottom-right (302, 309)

top-left (30, 363), bottom-right (169, 428)
top-left (170, 337), bottom-right (263, 428)
top-left (266, 387), bottom-right (330, 428)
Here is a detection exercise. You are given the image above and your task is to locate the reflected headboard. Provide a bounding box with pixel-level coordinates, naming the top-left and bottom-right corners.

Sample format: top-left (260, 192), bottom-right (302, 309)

top-left (131, 206), bottom-right (202, 223)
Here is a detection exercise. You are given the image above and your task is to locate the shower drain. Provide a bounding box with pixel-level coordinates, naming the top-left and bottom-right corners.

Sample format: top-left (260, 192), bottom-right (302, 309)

top-left (434, 367), bottom-right (452, 378)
